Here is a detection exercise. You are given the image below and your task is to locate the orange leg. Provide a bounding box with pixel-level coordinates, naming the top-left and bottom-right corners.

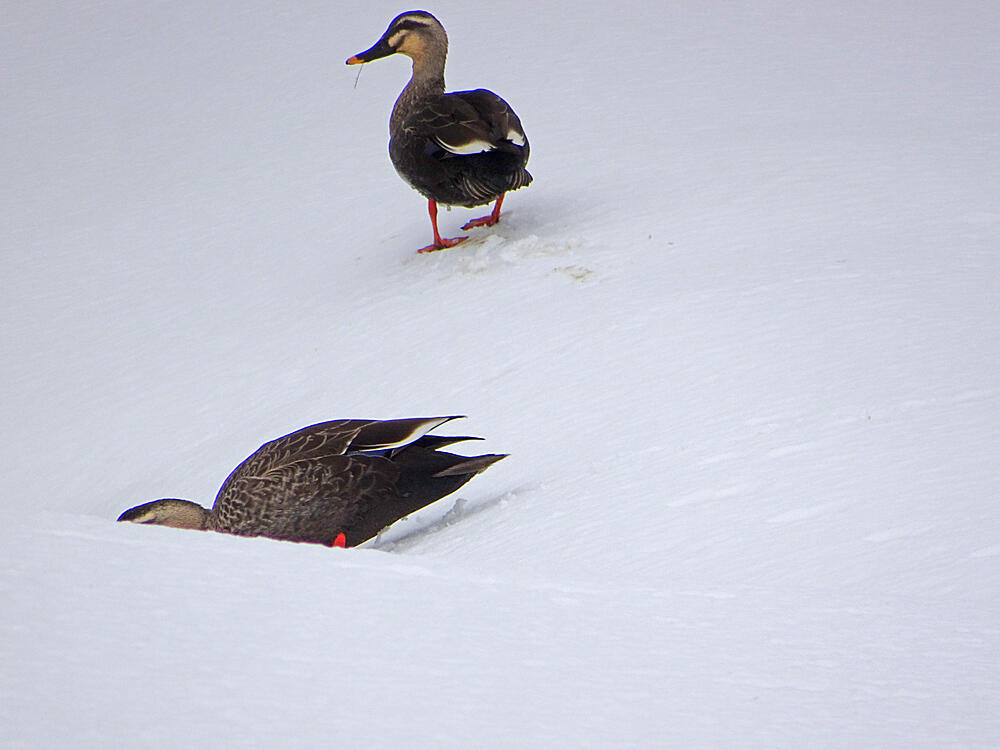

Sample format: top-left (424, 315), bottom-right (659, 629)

top-left (417, 199), bottom-right (468, 253)
top-left (461, 193), bottom-right (506, 231)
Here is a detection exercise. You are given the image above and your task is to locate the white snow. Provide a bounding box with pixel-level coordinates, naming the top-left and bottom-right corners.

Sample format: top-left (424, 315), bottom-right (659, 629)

top-left (2, 0), bottom-right (999, 747)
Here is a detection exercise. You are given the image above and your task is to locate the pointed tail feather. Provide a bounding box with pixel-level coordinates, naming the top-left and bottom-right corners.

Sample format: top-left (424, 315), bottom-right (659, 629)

top-left (408, 434), bottom-right (485, 451)
top-left (433, 453), bottom-right (508, 477)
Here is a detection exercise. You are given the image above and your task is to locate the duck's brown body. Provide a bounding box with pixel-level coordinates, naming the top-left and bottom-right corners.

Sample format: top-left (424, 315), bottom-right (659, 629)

top-left (117, 417), bottom-right (506, 547)
top-left (348, 11), bottom-right (531, 251)
top-left (389, 88), bottom-right (532, 209)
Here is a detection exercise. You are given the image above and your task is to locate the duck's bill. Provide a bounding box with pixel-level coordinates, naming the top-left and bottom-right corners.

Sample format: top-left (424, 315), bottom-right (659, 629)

top-left (346, 38), bottom-right (393, 64)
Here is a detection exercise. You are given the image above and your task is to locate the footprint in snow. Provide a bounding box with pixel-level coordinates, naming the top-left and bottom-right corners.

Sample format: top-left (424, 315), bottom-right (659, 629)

top-left (406, 233), bottom-right (597, 280)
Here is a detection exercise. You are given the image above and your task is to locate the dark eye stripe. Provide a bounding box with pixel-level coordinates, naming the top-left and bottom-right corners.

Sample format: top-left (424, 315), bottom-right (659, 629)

top-left (393, 19), bottom-right (430, 33)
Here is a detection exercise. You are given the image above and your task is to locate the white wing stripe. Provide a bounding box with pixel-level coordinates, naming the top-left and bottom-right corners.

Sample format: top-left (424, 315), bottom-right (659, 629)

top-left (506, 129), bottom-right (526, 146)
top-left (437, 137), bottom-right (495, 155)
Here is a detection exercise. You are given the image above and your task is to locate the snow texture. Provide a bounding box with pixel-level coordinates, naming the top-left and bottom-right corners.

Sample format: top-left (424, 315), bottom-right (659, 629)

top-left (2, 0), bottom-right (999, 747)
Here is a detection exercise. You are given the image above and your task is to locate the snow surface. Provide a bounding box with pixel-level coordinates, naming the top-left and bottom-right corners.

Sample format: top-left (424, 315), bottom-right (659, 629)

top-left (2, 0), bottom-right (999, 747)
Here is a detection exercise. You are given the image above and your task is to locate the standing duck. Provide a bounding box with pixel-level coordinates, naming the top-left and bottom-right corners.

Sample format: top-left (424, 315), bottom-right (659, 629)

top-left (117, 416), bottom-right (506, 547)
top-left (347, 11), bottom-right (532, 253)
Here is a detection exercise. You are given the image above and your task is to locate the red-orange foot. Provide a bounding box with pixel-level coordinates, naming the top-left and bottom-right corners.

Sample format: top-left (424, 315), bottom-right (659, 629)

top-left (462, 194), bottom-right (506, 231)
top-left (417, 235), bottom-right (468, 253)
top-left (461, 214), bottom-right (500, 230)
top-left (333, 532), bottom-right (347, 548)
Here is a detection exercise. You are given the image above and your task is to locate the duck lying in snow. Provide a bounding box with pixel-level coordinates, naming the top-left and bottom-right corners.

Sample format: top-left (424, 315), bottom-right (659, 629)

top-left (117, 417), bottom-right (506, 547)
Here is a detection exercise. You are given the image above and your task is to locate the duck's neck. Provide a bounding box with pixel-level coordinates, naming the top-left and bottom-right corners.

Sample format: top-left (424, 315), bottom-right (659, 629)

top-left (390, 55), bottom-right (446, 133)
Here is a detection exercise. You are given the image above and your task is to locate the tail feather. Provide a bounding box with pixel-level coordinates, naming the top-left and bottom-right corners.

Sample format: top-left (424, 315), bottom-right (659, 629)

top-left (433, 453), bottom-right (508, 477)
top-left (407, 434), bottom-right (484, 451)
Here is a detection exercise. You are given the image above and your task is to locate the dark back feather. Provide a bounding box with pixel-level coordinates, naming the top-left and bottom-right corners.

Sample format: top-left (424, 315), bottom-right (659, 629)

top-left (391, 89), bottom-right (531, 208)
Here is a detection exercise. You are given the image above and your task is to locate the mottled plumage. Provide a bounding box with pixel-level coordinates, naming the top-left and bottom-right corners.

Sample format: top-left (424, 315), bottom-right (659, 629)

top-left (347, 10), bottom-right (531, 252)
top-left (117, 417), bottom-right (506, 547)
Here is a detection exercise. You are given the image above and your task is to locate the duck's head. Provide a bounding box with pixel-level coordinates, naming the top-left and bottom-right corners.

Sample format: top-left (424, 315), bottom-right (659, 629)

top-left (117, 499), bottom-right (209, 530)
top-left (347, 11), bottom-right (447, 66)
